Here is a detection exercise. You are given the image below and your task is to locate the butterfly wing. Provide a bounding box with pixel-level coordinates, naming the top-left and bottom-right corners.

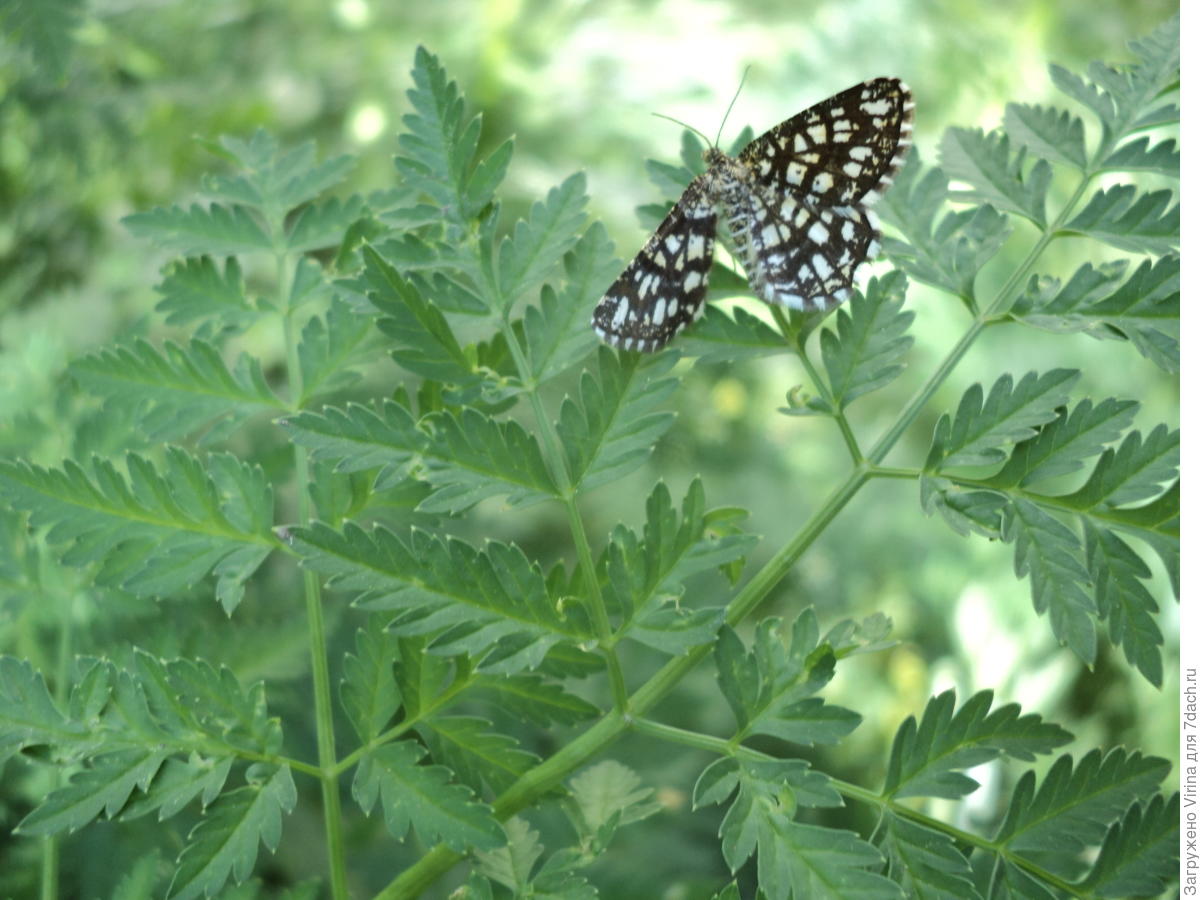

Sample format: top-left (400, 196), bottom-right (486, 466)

top-left (729, 78), bottom-right (913, 310)
top-left (738, 77), bottom-right (914, 207)
top-left (736, 199), bottom-right (881, 311)
top-left (591, 178), bottom-right (717, 352)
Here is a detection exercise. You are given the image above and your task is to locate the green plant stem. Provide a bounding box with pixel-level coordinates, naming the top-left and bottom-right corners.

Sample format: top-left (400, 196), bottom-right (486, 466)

top-left (378, 710), bottom-right (629, 899)
top-left (629, 716), bottom-right (733, 754)
top-left (770, 305), bottom-right (863, 463)
top-left (40, 596), bottom-right (74, 900)
top-left (497, 319), bottom-right (626, 709)
top-left (283, 254), bottom-right (349, 900)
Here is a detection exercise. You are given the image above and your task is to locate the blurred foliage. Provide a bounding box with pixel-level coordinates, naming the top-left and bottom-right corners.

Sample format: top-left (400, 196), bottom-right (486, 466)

top-left (0, 1), bottom-right (1180, 897)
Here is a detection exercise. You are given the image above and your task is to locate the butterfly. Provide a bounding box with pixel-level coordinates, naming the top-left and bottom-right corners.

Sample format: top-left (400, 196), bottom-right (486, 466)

top-left (591, 78), bottom-right (914, 352)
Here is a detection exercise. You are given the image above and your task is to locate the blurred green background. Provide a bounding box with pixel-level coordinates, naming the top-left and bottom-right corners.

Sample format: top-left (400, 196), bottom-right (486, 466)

top-left (0, 1), bottom-right (1179, 896)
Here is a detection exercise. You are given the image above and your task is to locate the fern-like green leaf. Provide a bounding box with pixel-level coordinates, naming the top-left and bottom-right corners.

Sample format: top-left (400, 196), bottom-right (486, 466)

top-left (281, 401), bottom-right (427, 488)
top-left (119, 756), bottom-right (233, 823)
top-left (920, 477), bottom-right (1007, 538)
top-left (17, 747), bottom-right (167, 836)
top-left (351, 740), bottom-right (505, 851)
top-left (557, 347), bottom-right (678, 494)
top-left (1003, 103), bottom-right (1087, 170)
top-left (1049, 17), bottom-right (1178, 145)
top-left (722, 792), bottom-right (899, 900)
top-left (132, 652), bottom-right (280, 755)
top-left (883, 690), bottom-right (1070, 800)
top-left (0, 657), bottom-right (85, 764)
top-left (202, 131), bottom-right (355, 212)
top-left (0, 450), bottom-right (274, 612)
top-left (567, 760), bottom-right (660, 840)
top-left (495, 172), bottom-right (589, 311)
top-left (694, 756), bottom-right (841, 812)
top-left (1061, 185), bottom-right (1178, 255)
top-left (819, 272), bottom-right (914, 409)
top-left (994, 749), bottom-right (1169, 864)
top-left (364, 245), bottom-right (477, 384)
top-left (422, 408), bottom-right (558, 513)
top-left (396, 46), bottom-right (506, 225)
top-left (290, 522), bottom-right (587, 673)
top-left (523, 221), bottom-right (622, 383)
top-left (469, 673), bottom-right (600, 728)
top-left (70, 338), bottom-right (283, 442)
top-left (677, 304), bottom-right (791, 362)
top-left (1060, 424), bottom-right (1178, 510)
top-left (1083, 521), bottom-right (1163, 685)
top-left (939, 128), bottom-right (1050, 225)
top-left (286, 195), bottom-right (368, 252)
top-left (877, 149), bottom-right (1012, 301)
top-left (714, 616), bottom-right (860, 746)
top-left (880, 813), bottom-right (981, 900)
top-left (123, 203), bottom-right (271, 256)
top-left (1012, 256), bottom-right (1178, 373)
top-left (601, 480), bottom-right (756, 654)
top-left (1080, 793), bottom-right (1178, 898)
top-left (154, 256), bottom-right (256, 331)
top-left (422, 715), bottom-right (539, 795)
top-left (296, 298), bottom-right (376, 401)
top-left (340, 624), bottom-right (403, 743)
top-left (1005, 497), bottom-right (1097, 661)
top-left (982, 397), bottom-right (1138, 490)
top-left (168, 766), bottom-right (297, 900)
top-left (926, 369), bottom-right (1078, 470)
top-left (474, 817), bottom-right (543, 894)
top-left (1099, 136), bottom-right (1180, 177)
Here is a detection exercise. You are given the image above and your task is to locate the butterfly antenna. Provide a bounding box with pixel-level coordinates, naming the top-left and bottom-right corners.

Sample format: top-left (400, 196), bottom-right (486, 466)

top-left (651, 112), bottom-right (712, 150)
top-left (714, 65), bottom-right (751, 150)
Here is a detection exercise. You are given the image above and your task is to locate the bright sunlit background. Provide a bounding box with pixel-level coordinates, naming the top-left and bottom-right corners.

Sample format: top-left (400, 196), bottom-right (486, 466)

top-left (0, 1), bottom-right (1179, 896)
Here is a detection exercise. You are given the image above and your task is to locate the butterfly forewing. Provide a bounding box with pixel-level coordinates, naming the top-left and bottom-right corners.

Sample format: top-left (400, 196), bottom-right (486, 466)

top-left (592, 78), bottom-right (913, 351)
top-left (739, 78), bottom-right (913, 207)
top-left (591, 179), bottom-right (717, 352)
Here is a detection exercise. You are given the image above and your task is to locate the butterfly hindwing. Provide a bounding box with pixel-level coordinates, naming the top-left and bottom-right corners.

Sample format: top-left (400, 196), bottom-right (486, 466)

top-left (591, 178), bottom-right (717, 352)
top-left (739, 199), bottom-right (880, 311)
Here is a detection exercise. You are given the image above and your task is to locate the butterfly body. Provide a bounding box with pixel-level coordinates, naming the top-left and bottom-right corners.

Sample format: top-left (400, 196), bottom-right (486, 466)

top-left (592, 78), bottom-right (914, 352)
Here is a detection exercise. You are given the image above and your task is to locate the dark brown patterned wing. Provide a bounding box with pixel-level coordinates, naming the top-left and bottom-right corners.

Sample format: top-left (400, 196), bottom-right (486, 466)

top-left (591, 177), bottom-right (718, 352)
top-left (738, 78), bottom-right (914, 207)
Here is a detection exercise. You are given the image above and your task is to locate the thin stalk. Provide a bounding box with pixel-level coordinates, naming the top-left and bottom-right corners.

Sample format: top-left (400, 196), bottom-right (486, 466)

top-left (40, 596), bottom-right (74, 900)
top-left (868, 171), bottom-right (1094, 466)
top-left (282, 253), bottom-right (349, 900)
top-left (377, 710), bottom-right (629, 899)
top-left (770, 305), bottom-right (863, 463)
top-left (497, 319), bottom-right (626, 709)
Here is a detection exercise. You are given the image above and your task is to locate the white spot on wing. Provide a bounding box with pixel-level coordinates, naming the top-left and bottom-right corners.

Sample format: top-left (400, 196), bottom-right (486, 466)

top-left (811, 253), bottom-right (832, 280)
top-left (611, 297), bottom-right (629, 328)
